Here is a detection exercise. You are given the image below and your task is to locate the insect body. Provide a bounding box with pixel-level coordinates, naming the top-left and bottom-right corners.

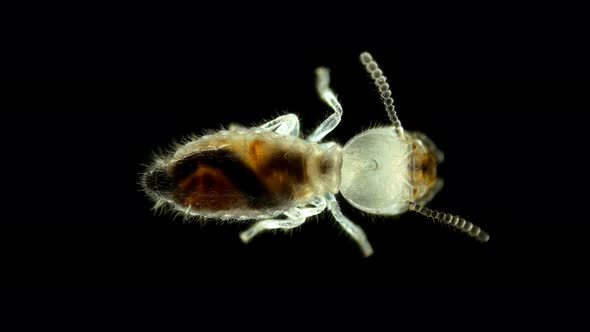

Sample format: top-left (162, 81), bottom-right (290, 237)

top-left (144, 126), bottom-right (341, 220)
top-left (141, 52), bottom-right (490, 257)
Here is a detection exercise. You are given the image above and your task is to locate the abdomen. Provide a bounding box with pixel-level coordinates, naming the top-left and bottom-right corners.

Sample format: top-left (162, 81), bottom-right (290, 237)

top-left (144, 128), bottom-right (339, 220)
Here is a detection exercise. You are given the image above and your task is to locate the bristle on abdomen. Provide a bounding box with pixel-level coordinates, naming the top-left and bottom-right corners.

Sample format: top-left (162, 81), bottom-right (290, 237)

top-left (145, 129), bottom-right (338, 219)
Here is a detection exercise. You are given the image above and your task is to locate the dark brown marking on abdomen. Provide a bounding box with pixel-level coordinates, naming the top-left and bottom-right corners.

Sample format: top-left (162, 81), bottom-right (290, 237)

top-left (171, 148), bottom-right (284, 211)
top-left (257, 149), bottom-right (308, 199)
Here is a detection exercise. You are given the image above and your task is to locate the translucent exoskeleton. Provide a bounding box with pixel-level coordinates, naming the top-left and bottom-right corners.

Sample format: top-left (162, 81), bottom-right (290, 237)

top-left (141, 52), bottom-right (490, 257)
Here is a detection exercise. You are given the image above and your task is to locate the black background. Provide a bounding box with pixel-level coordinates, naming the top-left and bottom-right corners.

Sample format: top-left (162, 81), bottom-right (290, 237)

top-left (2, 24), bottom-right (589, 292)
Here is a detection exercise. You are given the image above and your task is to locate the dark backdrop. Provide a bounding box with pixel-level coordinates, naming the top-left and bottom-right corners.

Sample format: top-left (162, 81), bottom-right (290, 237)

top-left (2, 44), bottom-right (588, 289)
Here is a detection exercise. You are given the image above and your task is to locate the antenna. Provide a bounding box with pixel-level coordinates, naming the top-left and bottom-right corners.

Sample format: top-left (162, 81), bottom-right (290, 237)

top-left (360, 52), bottom-right (405, 140)
top-left (406, 201), bottom-right (490, 242)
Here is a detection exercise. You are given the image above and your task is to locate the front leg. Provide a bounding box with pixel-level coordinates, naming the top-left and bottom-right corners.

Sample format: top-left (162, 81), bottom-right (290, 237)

top-left (325, 193), bottom-right (374, 257)
top-left (307, 67), bottom-right (343, 142)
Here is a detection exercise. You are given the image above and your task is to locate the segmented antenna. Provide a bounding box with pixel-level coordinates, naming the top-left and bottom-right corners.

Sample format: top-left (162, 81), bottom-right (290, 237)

top-left (406, 201), bottom-right (490, 242)
top-left (360, 52), bottom-right (405, 140)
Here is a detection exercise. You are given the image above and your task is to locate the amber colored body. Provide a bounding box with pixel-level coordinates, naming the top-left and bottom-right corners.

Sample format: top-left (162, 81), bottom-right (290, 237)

top-left (408, 135), bottom-right (440, 201)
top-left (145, 127), bottom-right (342, 219)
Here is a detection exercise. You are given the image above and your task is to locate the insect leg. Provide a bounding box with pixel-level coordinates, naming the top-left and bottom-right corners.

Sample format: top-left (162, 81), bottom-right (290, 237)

top-left (284, 196), bottom-right (327, 219)
top-left (325, 193), bottom-right (374, 257)
top-left (307, 67), bottom-right (343, 142)
top-left (258, 113), bottom-right (300, 136)
top-left (239, 197), bottom-right (326, 244)
top-left (239, 217), bottom-right (306, 244)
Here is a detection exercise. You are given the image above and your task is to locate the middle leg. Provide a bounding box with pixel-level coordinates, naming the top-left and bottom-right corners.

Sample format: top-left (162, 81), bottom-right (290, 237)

top-left (307, 67), bottom-right (343, 142)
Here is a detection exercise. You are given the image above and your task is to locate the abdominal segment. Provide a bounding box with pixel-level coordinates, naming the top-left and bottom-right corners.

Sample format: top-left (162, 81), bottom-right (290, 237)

top-left (168, 133), bottom-right (315, 215)
top-left (172, 148), bottom-right (270, 211)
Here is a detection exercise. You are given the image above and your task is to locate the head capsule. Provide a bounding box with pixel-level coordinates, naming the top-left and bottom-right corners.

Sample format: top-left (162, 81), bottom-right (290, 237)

top-left (338, 127), bottom-right (444, 215)
top-left (339, 127), bottom-right (412, 215)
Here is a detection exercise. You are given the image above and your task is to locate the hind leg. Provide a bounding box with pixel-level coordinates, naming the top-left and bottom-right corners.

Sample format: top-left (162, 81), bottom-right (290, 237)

top-left (258, 113), bottom-right (300, 136)
top-left (239, 197), bottom-right (326, 243)
top-left (239, 217), bottom-right (306, 243)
